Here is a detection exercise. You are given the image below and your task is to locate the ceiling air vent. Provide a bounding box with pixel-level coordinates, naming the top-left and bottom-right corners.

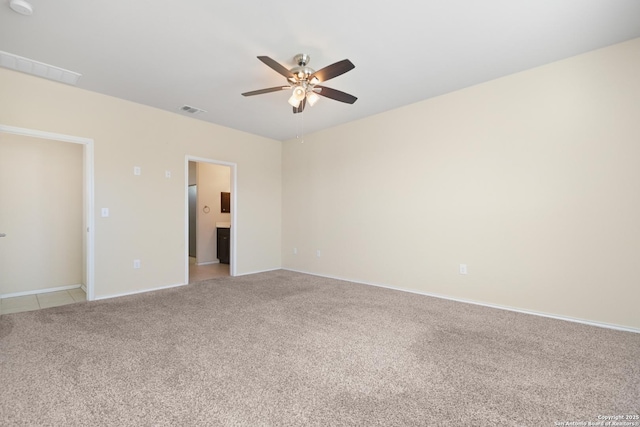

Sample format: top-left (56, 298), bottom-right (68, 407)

top-left (179, 105), bottom-right (207, 114)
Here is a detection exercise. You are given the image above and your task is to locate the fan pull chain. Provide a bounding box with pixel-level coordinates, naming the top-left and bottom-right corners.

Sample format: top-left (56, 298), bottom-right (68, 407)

top-left (296, 109), bottom-right (304, 143)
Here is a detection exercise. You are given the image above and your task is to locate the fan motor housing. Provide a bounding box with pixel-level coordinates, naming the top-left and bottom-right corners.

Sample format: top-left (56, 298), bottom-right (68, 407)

top-left (290, 53), bottom-right (315, 81)
top-left (290, 65), bottom-right (315, 81)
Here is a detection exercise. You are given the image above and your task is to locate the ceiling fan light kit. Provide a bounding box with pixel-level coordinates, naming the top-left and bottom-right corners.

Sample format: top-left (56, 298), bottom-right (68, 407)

top-left (306, 91), bottom-right (320, 107)
top-left (288, 85), bottom-right (307, 108)
top-left (242, 53), bottom-right (357, 114)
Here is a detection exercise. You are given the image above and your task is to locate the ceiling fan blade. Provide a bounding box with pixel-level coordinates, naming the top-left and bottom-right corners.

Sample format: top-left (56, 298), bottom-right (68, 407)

top-left (242, 86), bottom-right (290, 96)
top-left (293, 98), bottom-right (307, 114)
top-left (257, 56), bottom-right (294, 79)
top-left (316, 86), bottom-right (357, 104)
top-left (310, 59), bottom-right (355, 83)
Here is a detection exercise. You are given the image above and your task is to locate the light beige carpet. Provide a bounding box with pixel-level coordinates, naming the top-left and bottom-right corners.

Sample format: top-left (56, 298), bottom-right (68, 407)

top-left (1, 270), bottom-right (638, 426)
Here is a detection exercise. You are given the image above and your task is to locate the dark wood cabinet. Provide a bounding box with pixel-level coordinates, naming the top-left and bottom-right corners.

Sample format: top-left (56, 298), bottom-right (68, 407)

top-left (221, 192), bottom-right (230, 213)
top-left (217, 227), bottom-right (230, 264)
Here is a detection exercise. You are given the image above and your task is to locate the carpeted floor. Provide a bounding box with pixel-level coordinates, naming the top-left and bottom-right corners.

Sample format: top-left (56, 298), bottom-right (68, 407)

top-left (1, 270), bottom-right (639, 426)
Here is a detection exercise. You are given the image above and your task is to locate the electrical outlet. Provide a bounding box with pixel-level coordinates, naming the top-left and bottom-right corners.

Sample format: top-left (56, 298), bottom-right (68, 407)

top-left (165, 170), bottom-right (171, 178)
top-left (459, 264), bottom-right (468, 275)
top-left (134, 166), bottom-right (141, 176)
top-left (316, 250), bottom-right (321, 257)
top-left (133, 259), bottom-right (141, 269)
top-left (293, 247), bottom-right (298, 255)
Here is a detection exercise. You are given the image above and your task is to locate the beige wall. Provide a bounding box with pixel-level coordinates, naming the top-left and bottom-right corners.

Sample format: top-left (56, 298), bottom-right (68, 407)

top-left (2, 37), bottom-right (637, 330)
top-left (0, 133), bottom-right (83, 295)
top-left (282, 38), bottom-right (640, 330)
top-left (196, 162), bottom-right (231, 264)
top-left (0, 66), bottom-right (282, 299)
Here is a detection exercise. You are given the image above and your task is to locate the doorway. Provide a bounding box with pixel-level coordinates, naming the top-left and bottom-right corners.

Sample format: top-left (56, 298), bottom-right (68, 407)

top-left (185, 156), bottom-right (236, 284)
top-left (0, 124), bottom-right (94, 309)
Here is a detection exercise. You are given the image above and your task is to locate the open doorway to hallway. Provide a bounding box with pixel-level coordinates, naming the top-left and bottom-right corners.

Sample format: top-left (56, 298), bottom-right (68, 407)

top-left (0, 124), bottom-right (94, 311)
top-left (186, 159), bottom-right (235, 283)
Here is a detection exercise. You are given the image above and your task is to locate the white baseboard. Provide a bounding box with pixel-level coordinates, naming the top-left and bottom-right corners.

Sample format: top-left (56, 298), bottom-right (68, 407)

top-left (196, 260), bottom-right (220, 266)
top-left (1, 284), bottom-right (83, 299)
top-left (283, 268), bottom-right (640, 334)
top-left (93, 282), bottom-right (188, 301)
top-left (81, 284), bottom-right (87, 293)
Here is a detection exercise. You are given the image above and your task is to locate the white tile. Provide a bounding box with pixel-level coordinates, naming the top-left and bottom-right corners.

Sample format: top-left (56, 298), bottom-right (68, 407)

top-left (68, 288), bottom-right (86, 302)
top-left (1, 295), bottom-right (40, 314)
top-left (37, 291), bottom-right (75, 309)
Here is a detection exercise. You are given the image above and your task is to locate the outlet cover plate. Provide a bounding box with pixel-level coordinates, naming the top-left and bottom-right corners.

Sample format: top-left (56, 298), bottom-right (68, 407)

top-left (459, 264), bottom-right (468, 275)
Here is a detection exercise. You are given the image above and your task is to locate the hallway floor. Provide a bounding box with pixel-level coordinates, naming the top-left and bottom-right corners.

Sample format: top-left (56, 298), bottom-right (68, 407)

top-left (0, 288), bottom-right (86, 315)
top-left (189, 257), bottom-right (230, 283)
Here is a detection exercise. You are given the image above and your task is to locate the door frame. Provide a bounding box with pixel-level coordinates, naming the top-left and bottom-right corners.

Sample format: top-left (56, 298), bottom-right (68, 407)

top-left (184, 155), bottom-right (237, 282)
top-left (0, 124), bottom-right (95, 301)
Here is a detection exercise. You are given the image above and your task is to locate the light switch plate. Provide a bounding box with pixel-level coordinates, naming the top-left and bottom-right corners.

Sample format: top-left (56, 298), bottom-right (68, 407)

top-left (134, 166), bottom-right (141, 176)
top-left (101, 208), bottom-right (109, 217)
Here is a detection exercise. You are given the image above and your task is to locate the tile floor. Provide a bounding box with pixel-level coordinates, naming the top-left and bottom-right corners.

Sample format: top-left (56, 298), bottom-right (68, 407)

top-left (189, 257), bottom-right (230, 283)
top-left (0, 288), bottom-right (86, 315)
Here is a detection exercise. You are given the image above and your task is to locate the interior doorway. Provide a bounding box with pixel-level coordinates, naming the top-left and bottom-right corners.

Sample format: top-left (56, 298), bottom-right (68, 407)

top-left (185, 156), bottom-right (236, 284)
top-left (0, 124), bottom-right (94, 306)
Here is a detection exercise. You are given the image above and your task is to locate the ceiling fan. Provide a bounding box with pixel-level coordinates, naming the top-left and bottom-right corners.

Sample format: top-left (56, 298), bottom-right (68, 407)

top-left (242, 54), bottom-right (357, 114)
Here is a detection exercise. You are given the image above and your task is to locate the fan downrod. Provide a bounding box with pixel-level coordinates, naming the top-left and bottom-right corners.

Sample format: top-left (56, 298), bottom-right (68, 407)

top-left (294, 53), bottom-right (311, 66)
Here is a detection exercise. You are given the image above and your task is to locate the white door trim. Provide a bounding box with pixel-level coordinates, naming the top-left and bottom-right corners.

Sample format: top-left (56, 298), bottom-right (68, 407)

top-left (185, 155), bottom-right (237, 283)
top-left (0, 124), bottom-right (95, 301)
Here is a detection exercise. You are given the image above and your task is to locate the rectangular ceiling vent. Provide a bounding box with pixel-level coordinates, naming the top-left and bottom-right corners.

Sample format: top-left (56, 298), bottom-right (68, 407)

top-left (0, 51), bottom-right (82, 85)
top-left (179, 105), bottom-right (207, 114)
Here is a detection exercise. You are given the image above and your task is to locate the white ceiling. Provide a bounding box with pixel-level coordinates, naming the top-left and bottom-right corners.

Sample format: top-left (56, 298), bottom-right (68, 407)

top-left (1, 0), bottom-right (639, 141)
